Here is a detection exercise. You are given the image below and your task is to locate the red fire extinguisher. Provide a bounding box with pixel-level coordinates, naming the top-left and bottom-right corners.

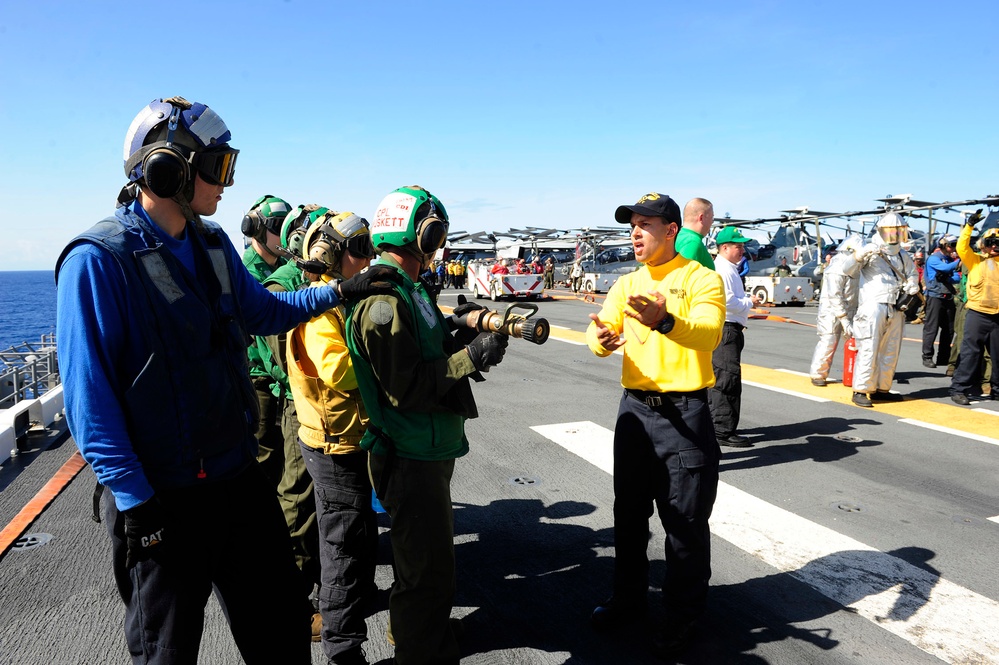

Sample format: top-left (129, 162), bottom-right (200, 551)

top-left (843, 337), bottom-right (857, 388)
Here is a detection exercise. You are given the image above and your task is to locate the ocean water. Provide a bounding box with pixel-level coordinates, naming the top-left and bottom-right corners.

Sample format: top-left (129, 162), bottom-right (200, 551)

top-left (0, 271), bottom-right (57, 352)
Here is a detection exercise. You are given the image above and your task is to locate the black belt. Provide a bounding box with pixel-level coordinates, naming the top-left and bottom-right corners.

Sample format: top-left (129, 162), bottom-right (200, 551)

top-left (724, 321), bottom-right (746, 330)
top-left (625, 388), bottom-right (706, 408)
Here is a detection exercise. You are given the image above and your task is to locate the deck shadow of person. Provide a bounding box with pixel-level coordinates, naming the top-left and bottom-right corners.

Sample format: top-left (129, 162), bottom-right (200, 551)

top-left (891, 384), bottom-right (955, 401)
top-left (646, 545), bottom-right (940, 664)
top-left (446, 497), bottom-right (697, 664)
top-left (720, 417), bottom-right (881, 472)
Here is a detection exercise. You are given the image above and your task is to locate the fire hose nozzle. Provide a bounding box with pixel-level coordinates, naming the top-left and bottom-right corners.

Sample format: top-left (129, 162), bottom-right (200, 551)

top-left (460, 303), bottom-right (550, 345)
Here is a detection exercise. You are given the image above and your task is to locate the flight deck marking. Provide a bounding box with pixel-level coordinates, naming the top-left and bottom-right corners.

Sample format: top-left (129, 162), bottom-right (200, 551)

top-left (550, 337), bottom-right (587, 347)
top-left (531, 421), bottom-right (999, 665)
top-left (776, 368), bottom-right (810, 377)
top-left (988, 516), bottom-right (999, 525)
top-left (742, 364), bottom-right (999, 440)
top-left (545, 328), bottom-right (996, 433)
top-left (743, 380), bottom-right (829, 403)
top-left (0, 451), bottom-right (86, 557)
top-left (897, 419), bottom-right (999, 447)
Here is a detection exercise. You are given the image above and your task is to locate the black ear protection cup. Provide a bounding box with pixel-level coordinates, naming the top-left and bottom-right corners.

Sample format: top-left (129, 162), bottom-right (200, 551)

top-left (139, 103), bottom-right (192, 200)
top-left (142, 146), bottom-right (190, 199)
top-left (240, 195), bottom-right (275, 241)
top-left (415, 215), bottom-right (448, 255)
top-left (240, 209), bottom-right (267, 241)
top-left (411, 195), bottom-right (449, 255)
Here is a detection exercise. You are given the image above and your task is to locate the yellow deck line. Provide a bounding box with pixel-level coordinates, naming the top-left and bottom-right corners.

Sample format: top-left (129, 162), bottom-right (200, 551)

top-left (546, 328), bottom-right (993, 439)
top-left (744, 364), bottom-right (994, 438)
top-left (442, 308), bottom-right (993, 439)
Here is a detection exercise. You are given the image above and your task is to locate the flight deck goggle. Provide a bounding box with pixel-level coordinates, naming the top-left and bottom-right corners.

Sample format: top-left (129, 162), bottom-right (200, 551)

top-left (345, 233), bottom-right (374, 259)
top-left (191, 147), bottom-right (239, 187)
top-left (315, 212), bottom-right (375, 259)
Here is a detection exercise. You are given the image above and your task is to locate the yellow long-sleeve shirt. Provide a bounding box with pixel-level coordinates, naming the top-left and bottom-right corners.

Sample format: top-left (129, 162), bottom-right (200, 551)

top-left (586, 254), bottom-right (725, 392)
top-left (958, 224), bottom-right (999, 315)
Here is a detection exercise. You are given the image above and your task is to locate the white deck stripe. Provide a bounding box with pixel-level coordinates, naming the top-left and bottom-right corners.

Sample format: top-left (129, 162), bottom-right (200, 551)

top-left (898, 418), bottom-right (999, 447)
top-left (550, 336), bottom-right (587, 347)
top-left (988, 516), bottom-right (999, 525)
top-left (531, 420), bottom-right (999, 665)
top-left (743, 380), bottom-right (829, 403)
top-left (972, 408), bottom-right (999, 417)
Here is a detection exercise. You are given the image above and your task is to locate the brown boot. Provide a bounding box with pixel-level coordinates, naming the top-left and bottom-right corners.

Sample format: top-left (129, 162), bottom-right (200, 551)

top-left (311, 612), bottom-right (322, 642)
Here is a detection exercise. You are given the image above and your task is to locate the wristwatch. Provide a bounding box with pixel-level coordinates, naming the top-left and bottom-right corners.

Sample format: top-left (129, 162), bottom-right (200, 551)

top-left (654, 313), bottom-right (675, 335)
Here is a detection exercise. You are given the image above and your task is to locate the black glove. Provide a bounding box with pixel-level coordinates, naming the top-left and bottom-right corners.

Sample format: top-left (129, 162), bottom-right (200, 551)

top-left (466, 332), bottom-right (508, 372)
top-left (336, 265), bottom-right (402, 302)
top-left (450, 294), bottom-right (486, 345)
top-left (452, 294), bottom-right (485, 320)
top-left (967, 209), bottom-right (983, 226)
top-left (123, 497), bottom-right (167, 569)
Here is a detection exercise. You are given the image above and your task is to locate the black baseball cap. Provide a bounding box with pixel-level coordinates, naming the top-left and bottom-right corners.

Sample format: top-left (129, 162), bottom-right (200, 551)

top-left (614, 192), bottom-right (682, 225)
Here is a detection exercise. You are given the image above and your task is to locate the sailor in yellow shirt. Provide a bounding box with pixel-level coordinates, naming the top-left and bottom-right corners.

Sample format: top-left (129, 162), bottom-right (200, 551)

top-left (287, 210), bottom-right (378, 665)
top-left (950, 213), bottom-right (999, 405)
top-left (585, 192), bottom-right (724, 659)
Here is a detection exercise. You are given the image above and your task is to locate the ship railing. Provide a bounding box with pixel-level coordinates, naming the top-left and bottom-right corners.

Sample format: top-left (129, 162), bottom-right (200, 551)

top-left (1, 334), bottom-right (64, 463)
top-left (0, 333), bottom-right (60, 410)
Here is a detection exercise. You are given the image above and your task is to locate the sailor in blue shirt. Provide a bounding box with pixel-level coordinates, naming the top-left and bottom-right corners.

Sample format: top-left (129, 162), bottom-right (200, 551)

top-left (921, 234), bottom-right (962, 368)
top-left (55, 96), bottom-right (396, 665)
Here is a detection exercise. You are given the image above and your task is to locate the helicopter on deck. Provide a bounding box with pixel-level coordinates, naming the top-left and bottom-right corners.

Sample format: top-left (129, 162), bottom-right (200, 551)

top-left (710, 208), bottom-right (841, 283)
top-left (712, 193), bottom-right (999, 285)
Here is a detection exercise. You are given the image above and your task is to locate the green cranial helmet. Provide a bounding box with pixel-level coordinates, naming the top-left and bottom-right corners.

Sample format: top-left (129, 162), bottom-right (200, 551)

top-left (280, 204), bottom-right (325, 257)
top-left (249, 195), bottom-right (292, 236)
top-left (370, 186), bottom-right (449, 255)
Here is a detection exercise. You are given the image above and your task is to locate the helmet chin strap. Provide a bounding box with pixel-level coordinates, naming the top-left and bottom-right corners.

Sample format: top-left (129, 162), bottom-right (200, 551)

top-left (402, 242), bottom-right (434, 270)
top-left (173, 178), bottom-right (205, 233)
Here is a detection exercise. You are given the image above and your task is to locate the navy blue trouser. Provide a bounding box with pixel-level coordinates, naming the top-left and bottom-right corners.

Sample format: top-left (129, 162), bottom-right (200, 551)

top-left (709, 322), bottom-right (745, 436)
top-left (106, 464), bottom-right (311, 665)
top-left (299, 443), bottom-right (377, 661)
top-left (921, 296), bottom-right (956, 365)
top-left (611, 389), bottom-right (720, 623)
top-left (951, 308), bottom-right (999, 395)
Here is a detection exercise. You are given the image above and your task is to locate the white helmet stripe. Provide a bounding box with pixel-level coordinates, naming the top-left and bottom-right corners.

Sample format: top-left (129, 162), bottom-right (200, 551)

top-left (123, 102), bottom-right (158, 161)
top-left (187, 107), bottom-right (229, 147)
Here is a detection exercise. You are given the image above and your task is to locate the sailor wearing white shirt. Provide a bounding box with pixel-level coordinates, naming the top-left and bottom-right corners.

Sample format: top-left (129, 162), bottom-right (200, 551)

top-left (709, 226), bottom-right (763, 447)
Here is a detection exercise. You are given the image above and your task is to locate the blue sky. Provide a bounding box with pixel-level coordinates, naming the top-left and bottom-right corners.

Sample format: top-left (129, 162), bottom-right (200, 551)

top-left (2, 0), bottom-right (996, 270)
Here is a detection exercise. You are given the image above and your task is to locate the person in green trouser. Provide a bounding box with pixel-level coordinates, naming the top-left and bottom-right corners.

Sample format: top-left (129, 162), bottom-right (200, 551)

top-left (260, 206), bottom-right (326, 638)
top-left (947, 272), bottom-right (969, 377)
top-left (241, 195), bottom-right (294, 484)
top-left (346, 186), bottom-right (509, 665)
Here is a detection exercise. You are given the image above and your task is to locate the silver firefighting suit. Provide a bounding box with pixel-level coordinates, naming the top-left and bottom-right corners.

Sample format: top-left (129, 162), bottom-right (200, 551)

top-left (843, 232), bottom-right (919, 394)
top-left (809, 244), bottom-right (860, 381)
